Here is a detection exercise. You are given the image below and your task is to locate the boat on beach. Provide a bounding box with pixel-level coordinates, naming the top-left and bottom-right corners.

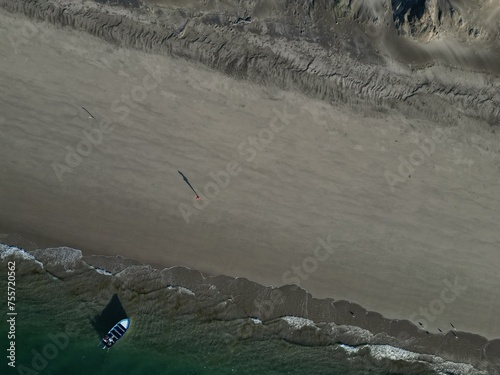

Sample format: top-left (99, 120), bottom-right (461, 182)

top-left (100, 318), bottom-right (130, 349)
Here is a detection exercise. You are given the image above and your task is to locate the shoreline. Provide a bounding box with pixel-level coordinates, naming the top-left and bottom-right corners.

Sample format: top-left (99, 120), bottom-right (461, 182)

top-left (1, 243), bottom-right (499, 374)
top-left (1, 3), bottom-right (500, 372)
top-left (1, 7), bottom-right (499, 339)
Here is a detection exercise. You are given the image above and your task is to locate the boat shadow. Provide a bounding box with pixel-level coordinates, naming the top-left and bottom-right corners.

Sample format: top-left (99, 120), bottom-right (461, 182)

top-left (91, 293), bottom-right (129, 338)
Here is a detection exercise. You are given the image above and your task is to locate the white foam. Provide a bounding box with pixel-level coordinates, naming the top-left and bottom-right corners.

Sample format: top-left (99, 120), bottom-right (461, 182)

top-left (0, 244), bottom-right (44, 268)
top-left (370, 345), bottom-right (420, 361)
top-left (326, 322), bottom-right (373, 339)
top-left (167, 286), bottom-right (195, 296)
top-left (94, 267), bottom-right (113, 276)
top-left (339, 343), bottom-right (487, 374)
top-left (116, 264), bottom-right (152, 278)
top-left (179, 287), bottom-right (195, 296)
top-left (251, 318), bottom-right (262, 324)
top-left (338, 343), bottom-right (359, 353)
top-left (281, 316), bottom-right (316, 330)
top-left (34, 247), bottom-right (82, 271)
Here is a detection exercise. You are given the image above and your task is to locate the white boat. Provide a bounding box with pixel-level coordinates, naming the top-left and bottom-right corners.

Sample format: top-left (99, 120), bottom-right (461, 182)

top-left (100, 318), bottom-right (130, 349)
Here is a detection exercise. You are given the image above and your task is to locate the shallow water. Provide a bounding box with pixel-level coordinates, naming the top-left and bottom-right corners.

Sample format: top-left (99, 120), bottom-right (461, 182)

top-left (2, 308), bottom-right (355, 375)
top-left (2, 298), bottom-right (353, 375)
top-left (0, 245), bottom-right (487, 375)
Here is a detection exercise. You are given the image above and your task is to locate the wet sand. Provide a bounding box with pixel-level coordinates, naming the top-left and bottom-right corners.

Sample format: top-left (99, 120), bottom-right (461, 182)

top-left (0, 9), bottom-right (500, 348)
top-left (4, 243), bottom-right (493, 375)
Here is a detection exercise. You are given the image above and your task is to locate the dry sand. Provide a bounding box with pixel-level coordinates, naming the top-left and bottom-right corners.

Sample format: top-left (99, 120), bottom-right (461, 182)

top-left (0, 10), bottom-right (499, 343)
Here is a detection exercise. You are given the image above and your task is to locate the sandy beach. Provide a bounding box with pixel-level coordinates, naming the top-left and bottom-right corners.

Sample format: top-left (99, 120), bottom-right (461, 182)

top-left (0, 6), bottom-right (499, 352)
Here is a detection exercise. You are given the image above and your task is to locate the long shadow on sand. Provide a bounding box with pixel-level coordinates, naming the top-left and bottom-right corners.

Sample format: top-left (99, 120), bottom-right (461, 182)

top-left (91, 294), bottom-right (128, 338)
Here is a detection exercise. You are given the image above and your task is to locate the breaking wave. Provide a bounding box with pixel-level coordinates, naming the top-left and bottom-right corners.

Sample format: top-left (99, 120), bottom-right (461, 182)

top-left (0, 243), bottom-right (496, 375)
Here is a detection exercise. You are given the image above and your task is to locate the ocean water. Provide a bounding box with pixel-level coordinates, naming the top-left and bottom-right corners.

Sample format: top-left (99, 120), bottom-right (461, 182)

top-left (0, 296), bottom-right (359, 375)
top-left (0, 300), bottom-right (364, 375)
top-left (0, 245), bottom-right (487, 375)
top-left (3, 324), bottom-right (351, 375)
